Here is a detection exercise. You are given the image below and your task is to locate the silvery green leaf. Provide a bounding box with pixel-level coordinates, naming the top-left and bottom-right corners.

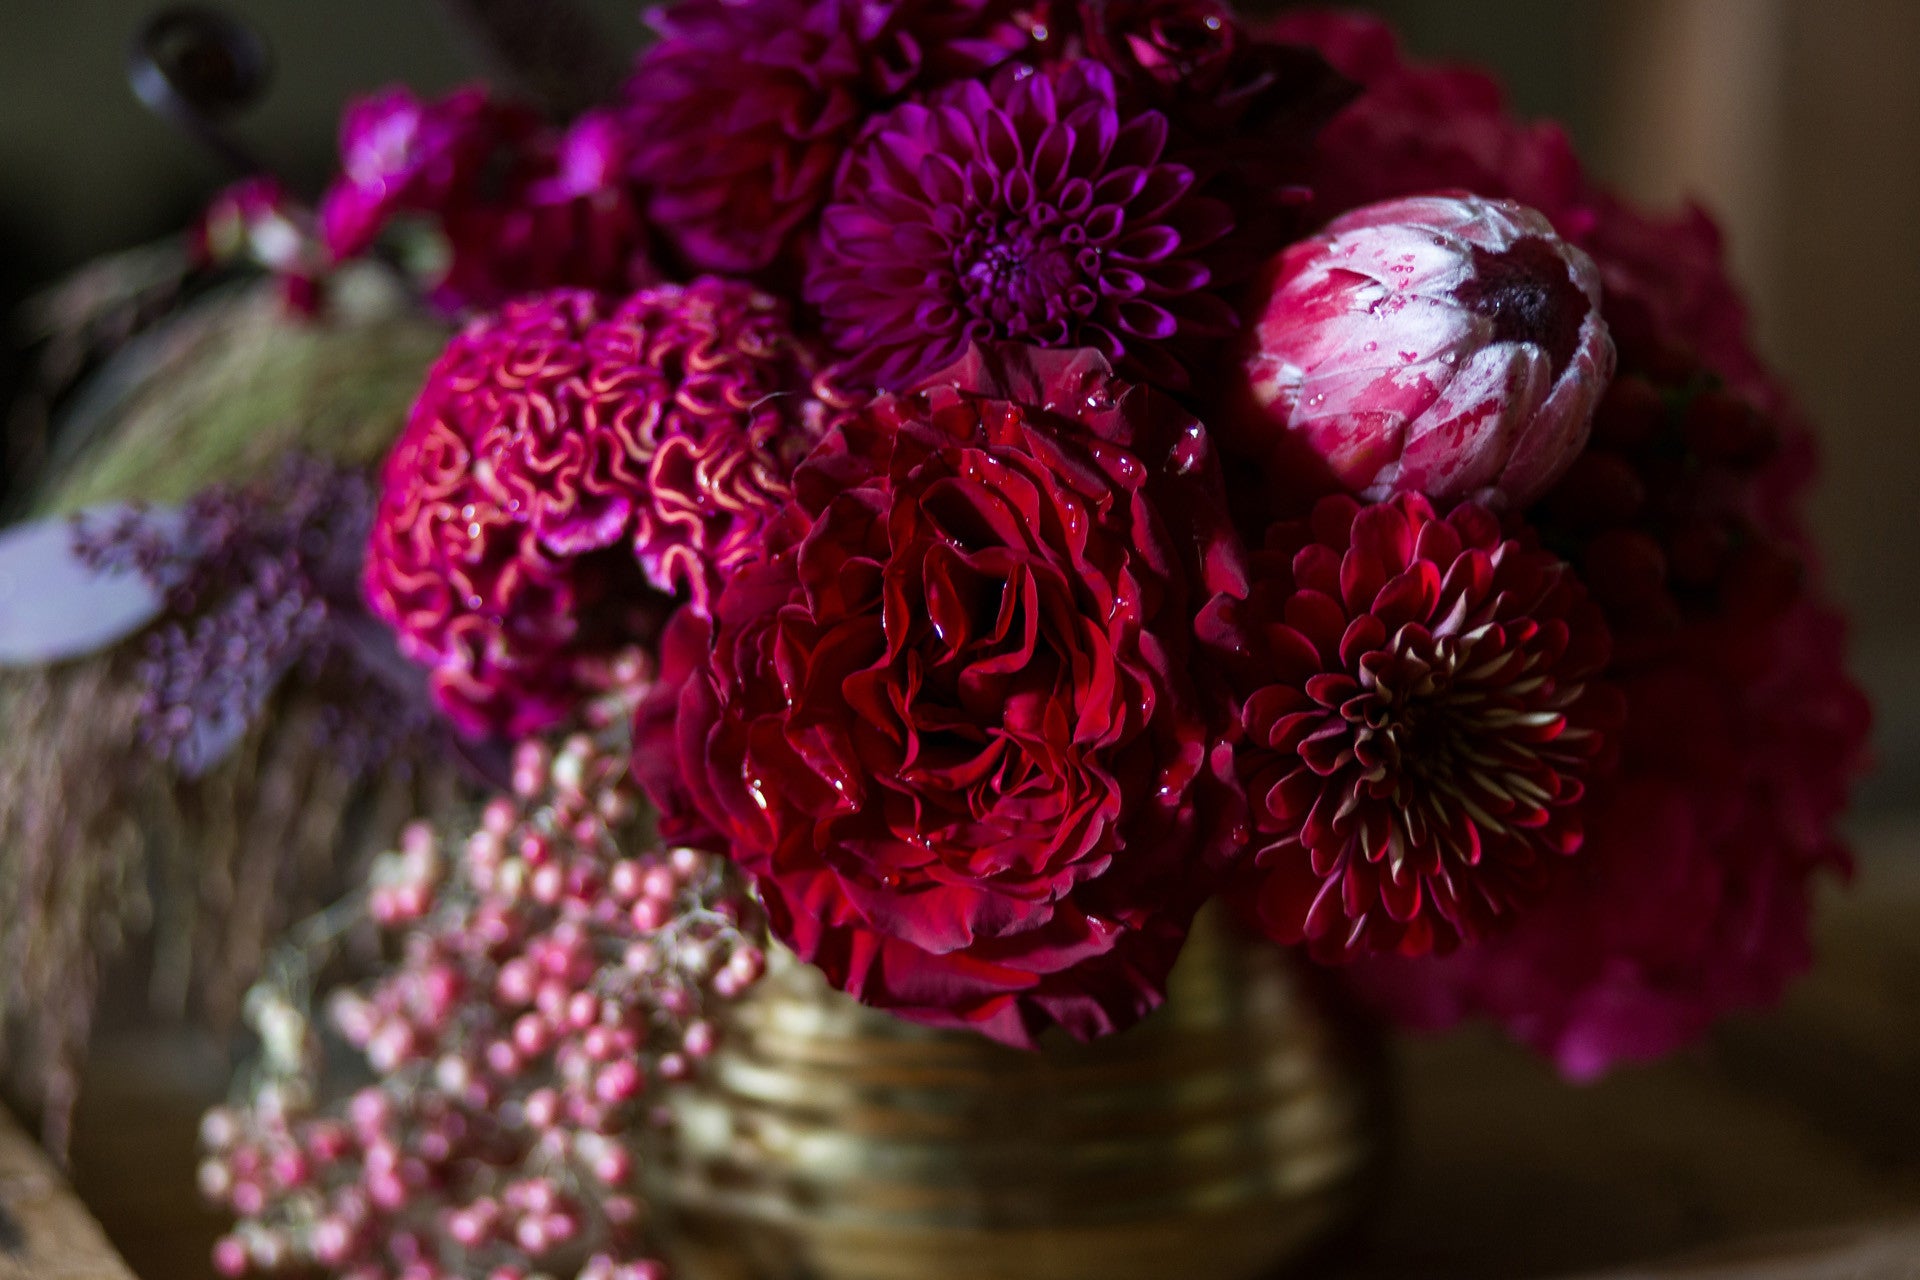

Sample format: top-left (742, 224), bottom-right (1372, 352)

top-left (0, 506), bottom-right (181, 665)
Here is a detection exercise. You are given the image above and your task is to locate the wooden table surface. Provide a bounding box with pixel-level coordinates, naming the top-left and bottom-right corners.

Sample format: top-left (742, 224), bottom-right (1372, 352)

top-left (40, 817), bottom-right (1920, 1280)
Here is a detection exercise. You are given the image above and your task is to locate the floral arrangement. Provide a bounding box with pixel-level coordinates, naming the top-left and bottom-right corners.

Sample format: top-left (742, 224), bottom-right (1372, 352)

top-left (0, 1), bottom-right (1869, 1277)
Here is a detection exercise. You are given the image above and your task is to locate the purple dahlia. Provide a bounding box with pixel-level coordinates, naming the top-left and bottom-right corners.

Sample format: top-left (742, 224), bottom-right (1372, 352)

top-left (621, 0), bottom-right (1035, 277)
top-left (806, 60), bottom-right (1238, 392)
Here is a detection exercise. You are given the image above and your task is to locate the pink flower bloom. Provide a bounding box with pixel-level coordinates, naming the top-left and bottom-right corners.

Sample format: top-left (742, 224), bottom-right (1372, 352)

top-left (1228, 193), bottom-right (1614, 511)
top-left (319, 87), bottom-right (654, 311)
top-left (805, 60), bottom-right (1238, 392)
top-left (365, 284), bottom-right (820, 736)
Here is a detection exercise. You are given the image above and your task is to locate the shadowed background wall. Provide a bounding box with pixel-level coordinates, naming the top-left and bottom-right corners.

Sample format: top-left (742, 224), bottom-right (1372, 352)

top-left (2, 0), bottom-right (1914, 801)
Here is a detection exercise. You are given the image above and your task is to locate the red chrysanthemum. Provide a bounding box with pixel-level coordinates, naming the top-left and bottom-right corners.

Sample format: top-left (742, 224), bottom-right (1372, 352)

top-left (804, 59), bottom-right (1238, 392)
top-left (636, 345), bottom-right (1247, 1046)
top-left (1199, 493), bottom-right (1621, 961)
top-left (620, 0), bottom-right (1035, 278)
top-left (366, 284), bottom-right (820, 736)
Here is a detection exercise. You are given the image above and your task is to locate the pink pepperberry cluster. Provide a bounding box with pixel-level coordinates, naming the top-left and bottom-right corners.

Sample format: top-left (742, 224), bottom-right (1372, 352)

top-left (199, 730), bottom-right (765, 1280)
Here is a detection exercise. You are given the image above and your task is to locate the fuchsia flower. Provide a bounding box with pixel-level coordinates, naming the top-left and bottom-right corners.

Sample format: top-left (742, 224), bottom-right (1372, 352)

top-left (1228, 193), bottom-right (1614, 511)
top-left (365, 284), bottom-right (820, 736)
top-left (319, 88), bottom-right (654, 310)
top-left (1200, 493), bottom-right (1621, 961)
top-left (637, 346), bottom-right (1246, 1046)
top-left (620, 0), bottom-right (1035, 277)
top-left (806, 60), bottom-right (1238, 391)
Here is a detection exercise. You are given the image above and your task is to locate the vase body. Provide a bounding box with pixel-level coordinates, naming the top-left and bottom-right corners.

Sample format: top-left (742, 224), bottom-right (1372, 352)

top-left (650, 913), bottom-right (1386, 1280)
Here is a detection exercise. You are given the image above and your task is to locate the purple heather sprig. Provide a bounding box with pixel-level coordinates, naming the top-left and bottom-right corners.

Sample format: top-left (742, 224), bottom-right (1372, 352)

top-left (200, 731), bottom-right (765, 1280)
top-left (72, 456), bottom-right (432, 776)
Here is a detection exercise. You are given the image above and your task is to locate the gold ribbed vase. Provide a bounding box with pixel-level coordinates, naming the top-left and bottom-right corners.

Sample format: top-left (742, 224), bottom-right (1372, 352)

top-left (649, 912), bottom-right (1386, 1280)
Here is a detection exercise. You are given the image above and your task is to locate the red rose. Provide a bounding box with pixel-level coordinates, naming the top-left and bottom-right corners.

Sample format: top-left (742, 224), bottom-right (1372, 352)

top-left (639, 346), bottom-right (1247, 1045)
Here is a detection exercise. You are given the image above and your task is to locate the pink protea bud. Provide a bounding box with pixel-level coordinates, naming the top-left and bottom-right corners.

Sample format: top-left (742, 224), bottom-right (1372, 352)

top-left (1229, 192), bottom-right (1615, 510)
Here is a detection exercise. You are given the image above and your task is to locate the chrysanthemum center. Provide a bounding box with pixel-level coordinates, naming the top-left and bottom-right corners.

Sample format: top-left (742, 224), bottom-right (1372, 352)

top-left (1329, 629), bottom-right (1564, 868)
top-left (956, 217), bottom-right (1093, 335)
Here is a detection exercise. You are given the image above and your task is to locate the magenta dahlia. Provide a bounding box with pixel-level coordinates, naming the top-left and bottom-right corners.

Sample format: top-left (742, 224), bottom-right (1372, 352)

top-left (805, 59), bottom-right (1238, 391)
top-left (637, 345), bottom-right (1247, 1045)
top-left (366, 284), bottom-right (820, 735)
top-left (1199, 493), bottom-right (1622, 961)
top-left (620, 0), bottom-right (1035, 277)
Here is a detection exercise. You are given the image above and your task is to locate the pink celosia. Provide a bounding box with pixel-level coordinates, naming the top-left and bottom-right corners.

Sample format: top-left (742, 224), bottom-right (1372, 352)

top-left (365, 284), bottom-right (820, 736)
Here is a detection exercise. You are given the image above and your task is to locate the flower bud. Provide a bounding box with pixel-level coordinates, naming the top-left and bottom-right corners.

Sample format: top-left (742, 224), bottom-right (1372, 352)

top-left (1232, 192), bottom-right (1614, 509)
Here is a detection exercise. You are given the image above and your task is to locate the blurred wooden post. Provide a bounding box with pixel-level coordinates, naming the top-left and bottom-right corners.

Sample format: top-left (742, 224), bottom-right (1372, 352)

top-left (1596, 0), bottom-right (1788, 335)
top-left (0, 1106), bottom-right (135, 1280)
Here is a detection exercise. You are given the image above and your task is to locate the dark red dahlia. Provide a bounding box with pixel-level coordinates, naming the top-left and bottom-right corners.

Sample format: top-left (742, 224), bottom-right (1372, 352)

top-left (366, 284), bottom-right (820, 736)
top-left (1199, 493), bottom-right (1621, 961)
top-left (805, 60), bottom-right (1238, 392)
top-left (1355, 599), bottom-right (1869, 1078)
top-left (620, 0), bottom-right (1035, 277)
top-left (637, 345), bottom-right (1247, 1046)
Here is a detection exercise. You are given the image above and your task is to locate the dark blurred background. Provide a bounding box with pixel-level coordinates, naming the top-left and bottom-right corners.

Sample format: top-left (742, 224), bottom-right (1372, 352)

top-left (1, 0), bottom-right (1914, 806)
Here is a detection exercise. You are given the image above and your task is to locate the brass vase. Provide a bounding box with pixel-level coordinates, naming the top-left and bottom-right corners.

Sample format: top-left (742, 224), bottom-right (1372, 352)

top-left (650, 912), bottom-right (1386, 1280)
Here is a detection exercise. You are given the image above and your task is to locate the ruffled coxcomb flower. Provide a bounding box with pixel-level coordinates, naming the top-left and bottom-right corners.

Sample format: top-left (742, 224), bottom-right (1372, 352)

top-left (1225, 193), bottom-right (1614, 515)
top-left (1199, 493), bottom-right (1623, 961)
top-left (364, 283), bottom-right (821, 737)
top-left (805, 59), bottom-right (1238, 391)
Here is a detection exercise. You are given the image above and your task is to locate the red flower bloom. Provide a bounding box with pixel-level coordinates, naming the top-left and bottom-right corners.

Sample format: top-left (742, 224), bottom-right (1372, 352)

top-left (638, 345), bottom-right (1247, 1045)
top-left (1200, 494), bottom-right (1621, 961)
top-left (1273, 10), bottom-right (1870, 1068)
top-left (1354, 600), bottom-right (1869, 1078)
top-left (366, 285), bottom-right (820, 736)
top-left (1229, 193), bottom-right (1613, 511)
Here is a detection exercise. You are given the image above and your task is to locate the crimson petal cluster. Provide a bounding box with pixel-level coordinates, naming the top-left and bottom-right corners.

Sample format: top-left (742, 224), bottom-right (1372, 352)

top-left (637, 346), bottom-right (1246, 1045)
top-left (1201, 493), bottom-right (1622, 961)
